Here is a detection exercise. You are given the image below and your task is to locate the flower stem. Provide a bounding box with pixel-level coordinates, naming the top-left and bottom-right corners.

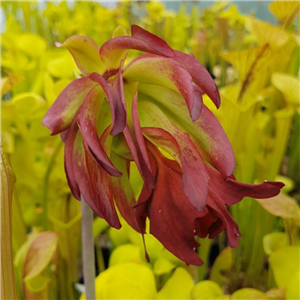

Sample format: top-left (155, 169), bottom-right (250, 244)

top-left (81, 195), bottom-right (96, 300)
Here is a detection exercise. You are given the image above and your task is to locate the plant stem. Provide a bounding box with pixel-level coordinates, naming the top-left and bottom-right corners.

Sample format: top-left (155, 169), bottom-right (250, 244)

top-left (81, 195), bottom-right (96, 300)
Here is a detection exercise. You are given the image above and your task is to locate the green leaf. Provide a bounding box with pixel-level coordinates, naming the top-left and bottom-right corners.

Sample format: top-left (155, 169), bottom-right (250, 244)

top-left (80, 263), bottom-right (156, 299)
top-left (269, 246), bottom-right (300, 288)
top-left (263, 232), bottom-right (288, 255)
top-left (192, 280), bottom-right (224, 300)
top-left (156, 267), bottom-right (194, 300)
top-left (232, 288), bottom-right (268, 299)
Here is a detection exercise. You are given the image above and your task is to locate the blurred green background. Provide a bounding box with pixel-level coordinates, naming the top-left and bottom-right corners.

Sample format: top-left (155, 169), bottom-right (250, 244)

top-left (1, 1), bottom-right (299, 300)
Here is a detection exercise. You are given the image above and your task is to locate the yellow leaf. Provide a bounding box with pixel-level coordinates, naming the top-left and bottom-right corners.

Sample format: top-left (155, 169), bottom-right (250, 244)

top-left (272, 73), bottom-right (300, 106)
top-left (17, 232), bottom-right (58, 300)
top-left (109, 244), bottom-right (144, 267)
top-left (269, 246), bottom-right (300, 288)
top-left (232, 288), bottom-right (268, 299)
top-left (256, 193), bottom-right (300, 220)
top-left (263, 232), bottom-right (288, 255)
top-left (1, 151), bottom-right (17, 300)
top-left (269, 1), bottom-right (300, 29)
top-left (156, 267), bottom-right (194, 300)
top-left (209, 247), bottom-right (232, 286)
top-left (153, 258), bottom-right (176, 275)
top-left (1, 74), bottom-right (22, 96)
top-left (24, 232), bottom-right (58, 281)
top-left (245, 17), bottom-right (289, 48)
top-left (16, 33), bottom-right (47, 57)
top-left (286, 272), bottom-right (300, 300)
top-left (80, 263), bottom-right (156, 299)
top-left (192, 280), bottom-right (224, 300)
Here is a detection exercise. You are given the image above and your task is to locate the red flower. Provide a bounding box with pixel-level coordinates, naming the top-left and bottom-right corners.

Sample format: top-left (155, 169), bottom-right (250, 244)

top-left (43, 25), bottom-right (284, 265)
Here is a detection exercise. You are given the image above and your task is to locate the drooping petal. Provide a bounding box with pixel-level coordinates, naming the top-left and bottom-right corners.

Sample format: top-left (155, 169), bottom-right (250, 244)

top-left (142, 127), bottom-right (209, 211)
top-left (64, 122), bottom-right (81, 200)
top-left (123, 126), bottom-right (155, 192)
top-left (195, 209), bottom-right (225, 239)
top-left (174, 51), bottom-right (220, 108)
top-left (42, 77), bottom-right (97, 135)
top-left (76, 85), bottom-right (122, 177)
top-left (206, 192), bottom-right (242, 248)
top-left (84, 142), bottom-right (121, 229)
top-left (124, 55), bottom-right (202, 121)
top-left (141, 144), bottom-right (206, 266)
top-left (131, 90), bottom-right (155, 192)
top-left (138, 84), bottom-right (235, 177)
top-left (89, 71), bottom-right (126, 135)
top-left (58, 35), bottom-right (106, 76)
top-left (100, 25), bottom-right (174, 69)
top-left (109, 152), bottom-right (141, 232)
top-left (67, 123), bottom-right (121, 228)
top-left (208, 166), bottom-right (285, 206)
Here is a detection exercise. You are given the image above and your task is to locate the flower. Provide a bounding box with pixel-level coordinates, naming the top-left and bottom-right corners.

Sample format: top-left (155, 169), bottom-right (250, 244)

top-left (43, 25), bottom-right (284, 265)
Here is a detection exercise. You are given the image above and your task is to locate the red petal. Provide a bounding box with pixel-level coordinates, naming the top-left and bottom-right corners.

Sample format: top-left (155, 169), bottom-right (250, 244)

top-left (208, 166), bottom-right (284, 206)
top-left (89, 71), bottom-right (126, 136)
top-left (123, 126), bottom-right (155, 192)
top-left (174, 51), bottom-right (220, 108)
top-left (142, 144), bottom-right (206, 266)
top-left (84, 143), bottom-right (121, 229)
top-left (131, 25), bottom-right (174, 57)
top-left (76, 86), bottom-right (122, 177)
top-left (138, 86), bottom-right (235, 177)
top-left (143, 127), bottom-right (209, 211)
top-left (100, 26), bottom-right (174, 69)
top-left (109, 153), bottom-right (141, 232)
top-left (64, 122), bottom-right (80, 200)
top-left (42, 77), bottom-right (97, 135)
top-left (206, 192), bottom-right (241, 248)
top-left (132, 91), bottom-right (155, 192)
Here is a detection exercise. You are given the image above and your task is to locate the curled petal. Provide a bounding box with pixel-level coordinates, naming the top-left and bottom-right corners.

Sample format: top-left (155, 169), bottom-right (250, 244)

top-left (64, 123), bottom-right (81, 200)
top-left (76, 86), bottom-right (122, 177)
top-left (140, 145), bottom-right (206, 266)
top-left (110, 152), bottom-right (141, 232)
top-left (174, 51), bottom-right (220, 108)
top-left (100, 25), bottom-right (174, 69)
top-left (123, 126), bottom-right (155, 192)
top-left (59, 35), bottom-right (105, 76)
top-left (84, 143), bottom-right (121, 229)
top-left (206, 192), bottom-right (241, 248)
top-left (138, 85), bottom-right (235, 177)
top-left (143, 127), bottom-right (209, 211)
top-left (42, 77), bottom-right (97, 135)
top-left (89, 71), bottom-right (126, 136)
top-left (124, 55), bottom-right (201, 121)
top-left (208, 166), bottom-right (284, 206)
top-left (132, 90), bottom-right (155, 192)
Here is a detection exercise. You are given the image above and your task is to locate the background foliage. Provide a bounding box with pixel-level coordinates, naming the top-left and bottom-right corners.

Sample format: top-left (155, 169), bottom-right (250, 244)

top-left (1, 1), bottom-right (299, 299)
